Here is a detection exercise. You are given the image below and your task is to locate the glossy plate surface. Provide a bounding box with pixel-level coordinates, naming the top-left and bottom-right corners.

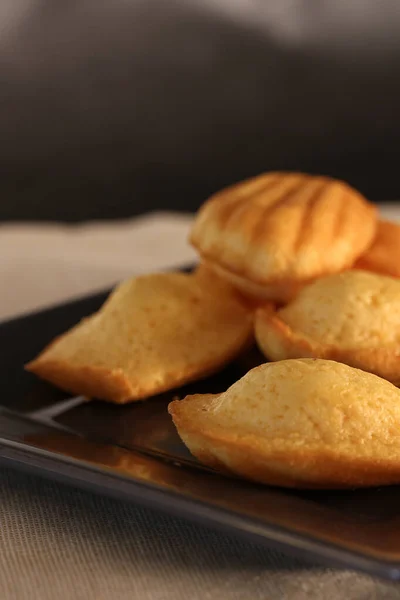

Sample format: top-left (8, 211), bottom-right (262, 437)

top-left (1, 287), bottom-right (400, 580)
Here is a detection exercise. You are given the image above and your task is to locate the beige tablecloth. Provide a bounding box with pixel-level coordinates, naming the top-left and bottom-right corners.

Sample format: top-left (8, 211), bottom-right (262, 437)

top-left (1, 209), bottom-right (400, 600)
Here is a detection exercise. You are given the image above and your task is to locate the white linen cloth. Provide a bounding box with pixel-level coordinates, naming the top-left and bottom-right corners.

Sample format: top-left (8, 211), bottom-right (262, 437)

top-left (0, 212), bottom-right (196, 321)
top-left (1, 208), bottom-right (400, 599)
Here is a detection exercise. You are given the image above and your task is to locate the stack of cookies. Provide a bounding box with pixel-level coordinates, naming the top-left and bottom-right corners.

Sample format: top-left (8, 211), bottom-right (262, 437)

top-left (27, 171), bottom-right (400, 489)
top-left (190, 171), bottom-right (400, 384)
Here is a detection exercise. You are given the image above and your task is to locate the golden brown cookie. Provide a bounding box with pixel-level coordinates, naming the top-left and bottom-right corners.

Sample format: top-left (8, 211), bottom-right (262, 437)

top-left (26, 272), bottom-right (253, 403)
top-left (169, 359), bottom-right (400, 489)
top-left (254, 270), bottom-right (400, 384)
top-left (354, 219), bottom-right (400, 278)
top-left (190, 172), bottom-right (377, 302)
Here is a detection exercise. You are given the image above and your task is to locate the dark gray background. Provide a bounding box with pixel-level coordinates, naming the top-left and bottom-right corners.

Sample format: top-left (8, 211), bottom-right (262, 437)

top-left (1, 0), bottom-right (399, 220)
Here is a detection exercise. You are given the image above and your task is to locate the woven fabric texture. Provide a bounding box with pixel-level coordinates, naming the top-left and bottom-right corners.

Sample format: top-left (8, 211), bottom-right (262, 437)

top-left (1, 467), bottom-right (400, 600)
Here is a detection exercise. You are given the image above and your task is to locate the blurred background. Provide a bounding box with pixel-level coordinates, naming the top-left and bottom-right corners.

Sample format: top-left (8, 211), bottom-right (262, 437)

top-left (1, 0), bottom-right (400, 221)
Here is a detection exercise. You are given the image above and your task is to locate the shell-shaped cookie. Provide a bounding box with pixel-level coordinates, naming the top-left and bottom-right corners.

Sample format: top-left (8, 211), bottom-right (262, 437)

top-left (26, 272), bottom-right (253, 403)
top-left (255, 270), bottom-right (400, 384)
top-left (190, 172), bottom-right (377, 300)
top-left (169, 359), bottom-right (400, 488)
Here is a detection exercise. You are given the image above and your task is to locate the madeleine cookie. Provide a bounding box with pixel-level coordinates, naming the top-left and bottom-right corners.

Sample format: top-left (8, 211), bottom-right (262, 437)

top-left (26, 272), bottom-right (253, 403)
top-left (190, 172), bottom-right (377, 302)
top-left (354, 220), bottom-right (400, 278)
top-left (255, 270), bottom-right (400, 384)
top-left (169, 359), bottom-right (400, 488)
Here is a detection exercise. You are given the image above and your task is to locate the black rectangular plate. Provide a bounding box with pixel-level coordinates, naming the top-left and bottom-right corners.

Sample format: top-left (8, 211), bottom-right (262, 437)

top-left (2, 286), bottom-right (400, 581)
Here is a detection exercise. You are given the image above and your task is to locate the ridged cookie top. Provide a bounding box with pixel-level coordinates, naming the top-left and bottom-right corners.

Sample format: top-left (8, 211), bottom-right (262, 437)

top-left (190, 172), bottom-right (377, 284)
top-left (278, 270), bottom-right (400, 349)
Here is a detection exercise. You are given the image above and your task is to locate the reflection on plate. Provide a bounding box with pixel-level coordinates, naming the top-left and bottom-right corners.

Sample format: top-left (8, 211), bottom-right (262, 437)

top-left (2, 285), bottom-right (400, 580)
